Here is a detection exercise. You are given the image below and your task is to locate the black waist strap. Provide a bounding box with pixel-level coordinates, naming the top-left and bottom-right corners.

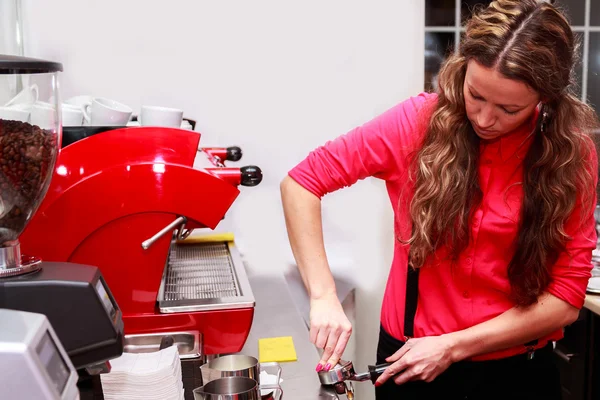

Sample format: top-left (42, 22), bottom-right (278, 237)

top-left (403, 266), bottom-right (419, 340)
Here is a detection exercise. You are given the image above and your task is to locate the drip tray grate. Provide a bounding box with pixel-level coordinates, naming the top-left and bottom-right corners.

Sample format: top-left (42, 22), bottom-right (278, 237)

top-left (158, 241), bottom-right (255, 313)
top-left (164, 243), bottom-right (239, 300)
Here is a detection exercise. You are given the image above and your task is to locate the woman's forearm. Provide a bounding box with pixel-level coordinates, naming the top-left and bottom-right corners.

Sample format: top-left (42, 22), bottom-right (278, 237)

top-left (280, 175), bottom-right (337, 299)
top-left (446, 292), bottom-right (579, 361)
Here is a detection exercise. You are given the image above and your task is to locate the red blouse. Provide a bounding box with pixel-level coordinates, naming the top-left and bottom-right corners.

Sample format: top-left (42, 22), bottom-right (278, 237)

top-left (288, 92), bottom-right (598, 360)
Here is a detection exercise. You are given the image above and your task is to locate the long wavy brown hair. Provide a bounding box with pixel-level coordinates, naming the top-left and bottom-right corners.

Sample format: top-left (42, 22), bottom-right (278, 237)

top-left (406, 0), bottom-right (599, 306)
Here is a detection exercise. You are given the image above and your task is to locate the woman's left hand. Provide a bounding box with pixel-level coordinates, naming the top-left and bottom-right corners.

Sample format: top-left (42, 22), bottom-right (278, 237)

top-left (375, 335), bottom-right (457, 386)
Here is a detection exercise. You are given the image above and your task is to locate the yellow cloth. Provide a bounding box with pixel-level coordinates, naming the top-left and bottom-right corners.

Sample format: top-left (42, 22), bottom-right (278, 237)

top-left (258, 336), bottom-right (298, 363)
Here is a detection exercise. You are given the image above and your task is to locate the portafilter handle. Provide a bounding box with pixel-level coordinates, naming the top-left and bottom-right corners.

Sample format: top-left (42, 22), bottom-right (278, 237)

top-left (318, 360), bottom-right (393, 386)
top-left (350, 362), bottom-right (392, 383)
top-left (365, 362), bottom-right (392, 383)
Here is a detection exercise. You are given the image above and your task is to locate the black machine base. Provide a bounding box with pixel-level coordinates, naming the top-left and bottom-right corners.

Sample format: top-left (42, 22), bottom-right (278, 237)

top-left (0, 261), bottom-right (124, 371)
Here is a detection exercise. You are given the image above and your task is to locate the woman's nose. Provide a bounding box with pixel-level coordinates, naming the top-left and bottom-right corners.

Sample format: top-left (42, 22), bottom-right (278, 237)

top-left (477, 106), bottom-right (495, 129)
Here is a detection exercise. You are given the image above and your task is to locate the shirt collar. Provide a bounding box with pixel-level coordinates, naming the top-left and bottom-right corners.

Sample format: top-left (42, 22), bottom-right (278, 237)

top-left (499, 106), bottom-right (540, 162)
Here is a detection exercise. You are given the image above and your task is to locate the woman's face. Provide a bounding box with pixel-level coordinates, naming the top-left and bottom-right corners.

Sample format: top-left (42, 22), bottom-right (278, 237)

top-left (464, 59), bottom-right (540, 140)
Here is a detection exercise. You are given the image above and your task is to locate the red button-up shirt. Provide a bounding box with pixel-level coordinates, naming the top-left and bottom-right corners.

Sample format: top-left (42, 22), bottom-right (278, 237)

top-left (288, 92), bottom-right (597, 360)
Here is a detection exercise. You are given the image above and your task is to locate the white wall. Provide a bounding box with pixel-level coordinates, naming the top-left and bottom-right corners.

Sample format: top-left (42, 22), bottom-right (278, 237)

top-left (0, 1), bottom-right (22, 56)
top-left (23, 1), bottom-right (423, 398)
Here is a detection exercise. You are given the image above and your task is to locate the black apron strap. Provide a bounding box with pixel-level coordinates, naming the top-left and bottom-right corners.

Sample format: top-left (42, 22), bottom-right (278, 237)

top-left (403, 266), bottom-right (419, 340)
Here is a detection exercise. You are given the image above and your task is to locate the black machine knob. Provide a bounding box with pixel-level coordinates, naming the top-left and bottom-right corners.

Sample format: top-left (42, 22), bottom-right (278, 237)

top-left (240, 165), bottom-right (263, 187)
top-left (226, 146), bottom-right (243, 162)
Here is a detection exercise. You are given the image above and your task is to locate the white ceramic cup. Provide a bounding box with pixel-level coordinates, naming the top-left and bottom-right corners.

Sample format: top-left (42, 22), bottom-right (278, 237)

top-left (64, 95), bottom-right (93, 108)
top-left (83, 97), bottom-right (132, 126)
top-left (65, 96), bottom-right (94, 126)
top-left (139, 105), bottom-right (183, 128)
top-left (62, 103), bottom-right (84, 127)
top-left (4, 84), bottom-right (39, 108)
top-left (0, 106), bottom-right (29, 123)
top-left (30, 101), bottom-right (57, 130)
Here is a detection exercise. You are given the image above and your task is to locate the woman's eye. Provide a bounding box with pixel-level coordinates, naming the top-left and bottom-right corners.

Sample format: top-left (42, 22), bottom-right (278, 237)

top-left (470, 91), bottom-right (483, 100)
top-left (469, 89), bottom-right (519, 115)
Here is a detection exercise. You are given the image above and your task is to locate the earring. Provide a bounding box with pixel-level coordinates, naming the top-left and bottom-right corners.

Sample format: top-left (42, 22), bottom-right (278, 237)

top-left (541, 109), bottom-right (549, 133)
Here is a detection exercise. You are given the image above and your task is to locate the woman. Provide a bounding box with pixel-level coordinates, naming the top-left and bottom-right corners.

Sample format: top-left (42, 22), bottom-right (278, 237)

top-left (280, 0), bottom-right (599, 398)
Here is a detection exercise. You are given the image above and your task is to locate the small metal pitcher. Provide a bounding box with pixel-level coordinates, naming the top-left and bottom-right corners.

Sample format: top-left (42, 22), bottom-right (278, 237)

top-left (192, 376), bottom-right (283, 400)
top-left (200, 355), bottom-right (281, 387)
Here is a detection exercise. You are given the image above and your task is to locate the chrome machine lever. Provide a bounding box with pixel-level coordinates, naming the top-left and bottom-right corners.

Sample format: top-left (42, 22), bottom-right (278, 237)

top-left (141, 216), bottom-right (189, 250)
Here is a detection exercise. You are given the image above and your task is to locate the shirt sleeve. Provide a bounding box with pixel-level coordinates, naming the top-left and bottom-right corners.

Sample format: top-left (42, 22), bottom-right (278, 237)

top-left (288, 92), bottom-right (437, 199)
top-left (546, 140), bottom-right (598, 309)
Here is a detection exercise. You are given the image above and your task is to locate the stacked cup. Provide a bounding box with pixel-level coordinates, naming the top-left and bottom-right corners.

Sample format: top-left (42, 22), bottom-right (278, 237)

top-left (0, 84), bottom-right (38, 123)
top-left (60, 97), bottom-right (188, 129)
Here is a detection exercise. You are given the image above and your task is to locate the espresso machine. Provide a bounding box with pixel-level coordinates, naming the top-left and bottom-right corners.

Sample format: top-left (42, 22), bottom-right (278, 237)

top-left (20, 125), bottom-right (262, 349)
top-left (17, 85), bottom-right (263, 396)
top-left (0, 55), bottom-right (124, 393)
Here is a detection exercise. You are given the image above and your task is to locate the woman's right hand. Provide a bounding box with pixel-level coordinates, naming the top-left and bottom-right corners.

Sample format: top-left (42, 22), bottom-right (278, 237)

top-left (280, 177), bottom-right (351, 372)
top-left (310, 292), bottom-right (353, 372)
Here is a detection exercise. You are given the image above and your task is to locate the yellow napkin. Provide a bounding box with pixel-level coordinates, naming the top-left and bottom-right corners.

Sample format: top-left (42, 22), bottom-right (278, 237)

top-left (258, 336), bottom-right (298, 363)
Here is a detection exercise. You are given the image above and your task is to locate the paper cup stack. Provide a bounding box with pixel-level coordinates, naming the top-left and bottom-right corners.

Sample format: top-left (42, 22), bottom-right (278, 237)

top-left (100, 345), bottom-right (184, 400)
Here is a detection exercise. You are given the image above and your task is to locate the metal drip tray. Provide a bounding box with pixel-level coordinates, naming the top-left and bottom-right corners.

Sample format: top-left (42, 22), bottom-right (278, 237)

top-left (158, 241), bottom-right (255, 313)
top-left (124, 331), bottom-right (201, 359)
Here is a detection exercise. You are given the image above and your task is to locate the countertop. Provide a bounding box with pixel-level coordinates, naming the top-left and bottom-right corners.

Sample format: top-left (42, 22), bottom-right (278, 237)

top-left (586, 251), bottom-right (600, 315)
top-left (240, 268), bottom-right (347, 399)
top-left (584, 294), bottom-right (600, 316)
top-left (78, 269), bottom-right (347, 400)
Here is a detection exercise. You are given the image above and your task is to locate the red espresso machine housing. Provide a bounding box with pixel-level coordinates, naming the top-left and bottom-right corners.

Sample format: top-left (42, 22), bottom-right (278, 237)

top-left (20, 126), bottom-right (262, 356)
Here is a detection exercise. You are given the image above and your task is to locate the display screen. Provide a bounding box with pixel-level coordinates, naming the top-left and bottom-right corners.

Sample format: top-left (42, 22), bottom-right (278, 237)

top-left (96, 278), bottom-right (117, 321)
top-left (36, 331), bottom-right (70, 395)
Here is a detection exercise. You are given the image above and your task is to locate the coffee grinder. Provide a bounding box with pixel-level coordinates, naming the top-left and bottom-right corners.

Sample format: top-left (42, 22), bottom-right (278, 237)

top-left (0, 55), bottom-right (124, 385)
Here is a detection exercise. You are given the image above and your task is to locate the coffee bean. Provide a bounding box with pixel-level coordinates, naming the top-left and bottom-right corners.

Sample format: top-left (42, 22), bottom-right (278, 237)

top-left (0, 119), bottom-right (56, 244)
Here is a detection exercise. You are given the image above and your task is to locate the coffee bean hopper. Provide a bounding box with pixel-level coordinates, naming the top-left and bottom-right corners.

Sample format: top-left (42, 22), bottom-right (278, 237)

top-left (0, 55), bottom-right (124, 392)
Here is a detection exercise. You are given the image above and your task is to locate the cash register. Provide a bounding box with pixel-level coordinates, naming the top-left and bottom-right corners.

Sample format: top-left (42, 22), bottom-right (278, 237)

top-left (0, 308), bottom-right (80, 400)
